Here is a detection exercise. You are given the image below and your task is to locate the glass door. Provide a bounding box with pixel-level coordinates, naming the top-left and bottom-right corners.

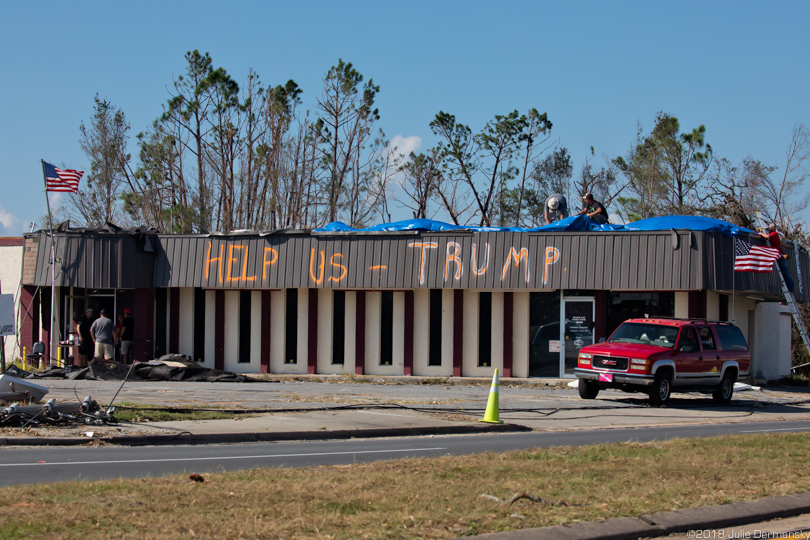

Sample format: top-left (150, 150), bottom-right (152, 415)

top-left (562, 297), bottom-right (595, 376)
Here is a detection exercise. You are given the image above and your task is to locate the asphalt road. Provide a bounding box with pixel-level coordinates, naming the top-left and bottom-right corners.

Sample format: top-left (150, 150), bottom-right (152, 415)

top-left (3, 419), bottom-right (810, 487)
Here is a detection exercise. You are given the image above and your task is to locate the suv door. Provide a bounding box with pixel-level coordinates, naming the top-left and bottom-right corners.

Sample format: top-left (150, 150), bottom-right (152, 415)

top-left (695, 325), bottom-right (723, 386)
top-left (673, 326), bottom-right (702, 387)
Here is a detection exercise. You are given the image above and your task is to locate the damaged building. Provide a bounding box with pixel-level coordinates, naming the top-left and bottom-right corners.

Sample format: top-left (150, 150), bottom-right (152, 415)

top-left (12, 216), bottom-right (807, 381)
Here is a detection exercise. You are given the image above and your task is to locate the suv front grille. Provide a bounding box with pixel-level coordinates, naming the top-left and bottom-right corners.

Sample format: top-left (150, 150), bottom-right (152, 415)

top-left (593, 355), bottom-right (629, 371)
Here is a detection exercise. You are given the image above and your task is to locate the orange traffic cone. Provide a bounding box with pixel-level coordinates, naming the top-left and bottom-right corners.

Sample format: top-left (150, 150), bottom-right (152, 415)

top-left (480, 369), bottom-right (503, 424)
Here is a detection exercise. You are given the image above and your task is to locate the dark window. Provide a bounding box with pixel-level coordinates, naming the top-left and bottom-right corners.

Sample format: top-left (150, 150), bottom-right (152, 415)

top-left (719, 294), bottom-right (729, 322)
top-left (332, 291), bottom-right (345, 365)
top-left (193, 289), bottom-right (205, 363)
top-left (606, 292), bottom-right (675, 336)
top-left (238, 291), bottom-right (251, 363)
top-left (478, 292), bottom-right (492, 367)
top-left (715, 325), bottom-right (749, 351)
top-left (285, 289), bottom-right (297, 364)
top-left (429, 289), bottom-right (442, 366)
top-left (380, 292), bottom-right (393, 365)
top-left (698, 327), bottom-right (717, 351)
top-left (528, 291), bottom-right (561, 377)
top-left (677, 327), bottom-right (698, 352)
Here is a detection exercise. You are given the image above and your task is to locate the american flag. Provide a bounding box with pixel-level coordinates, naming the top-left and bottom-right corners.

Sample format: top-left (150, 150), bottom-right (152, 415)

top-left (44, 161), bottom-right (83, 193)
top-left (734, 238), bottom-right (780, 272)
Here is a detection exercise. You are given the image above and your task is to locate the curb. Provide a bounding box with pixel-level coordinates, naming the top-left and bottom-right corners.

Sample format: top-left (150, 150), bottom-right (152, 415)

top-left (464, 491), bottom-right (810, 539)
top-left (0, 422), bottom-right (531, 447)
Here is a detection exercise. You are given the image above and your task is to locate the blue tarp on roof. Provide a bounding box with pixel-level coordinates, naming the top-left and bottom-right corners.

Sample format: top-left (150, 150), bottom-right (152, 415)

top-left (528, 215), bottom-right (625, 232)
top-left (623, 215), bottom-right (756, 237)
top-left (314, 215), bottom-right (753, 237)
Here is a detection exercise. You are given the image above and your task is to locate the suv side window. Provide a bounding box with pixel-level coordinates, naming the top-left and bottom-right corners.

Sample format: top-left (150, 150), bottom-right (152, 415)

top-left (678, 327), bottom-right (698, 352)
top-left (698, 327), bottom-right (716, 351)
top-left (714, 325), bottom-right (749, 351)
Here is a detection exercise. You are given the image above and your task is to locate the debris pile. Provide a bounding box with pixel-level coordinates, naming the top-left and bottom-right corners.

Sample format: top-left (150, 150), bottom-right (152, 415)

top-left (6, 355), bottom-right (255, 383)
top-left (0, 396), bottom-right (114, 427)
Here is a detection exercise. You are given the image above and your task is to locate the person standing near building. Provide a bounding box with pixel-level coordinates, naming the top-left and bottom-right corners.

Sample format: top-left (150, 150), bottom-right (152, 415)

top-left (760, 223), bottom-right (795, 292)
top-left (90, 309), bottom-right (115, 361)
top-left (575, 192), bottom-right (608, 224)
top-left (544, 194), bottom-right (569, 224)
top-left (120, 308), bottom-right (134, 364)
top-left (76, 308), bottom-right (94, 367)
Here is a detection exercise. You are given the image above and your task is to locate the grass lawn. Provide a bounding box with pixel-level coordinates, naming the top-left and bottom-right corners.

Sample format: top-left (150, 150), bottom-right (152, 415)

top-left (2, 432), bottom-right (808, 539)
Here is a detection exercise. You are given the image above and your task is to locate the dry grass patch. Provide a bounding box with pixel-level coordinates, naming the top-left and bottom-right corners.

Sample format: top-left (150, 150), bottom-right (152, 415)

top-left (1, 433), bottom-right (809, 539)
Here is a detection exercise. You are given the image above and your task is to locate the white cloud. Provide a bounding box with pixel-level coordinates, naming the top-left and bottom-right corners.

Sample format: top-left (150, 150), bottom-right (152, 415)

top-left (0, 204), bottom-right (19, 236)
top-left (387, 134), bottom-right (422, 159)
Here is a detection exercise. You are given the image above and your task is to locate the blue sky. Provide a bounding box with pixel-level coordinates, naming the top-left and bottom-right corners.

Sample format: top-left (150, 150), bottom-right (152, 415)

top-left (1, 1), bottom-right (808, 235)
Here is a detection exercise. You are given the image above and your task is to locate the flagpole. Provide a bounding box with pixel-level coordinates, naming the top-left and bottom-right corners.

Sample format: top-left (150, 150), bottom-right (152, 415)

top-left (732, 236), bottom-right (736, 324)
top-left (41, 160), bottom-right (58, 366)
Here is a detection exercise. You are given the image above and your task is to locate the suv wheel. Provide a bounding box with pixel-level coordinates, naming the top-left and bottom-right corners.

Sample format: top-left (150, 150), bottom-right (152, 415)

top-left (649, 371), bottom-right (671, 406)
top-left (712, 372), bottom-right (736, 404)
top-left (578, 379), bottom-right (599, 400)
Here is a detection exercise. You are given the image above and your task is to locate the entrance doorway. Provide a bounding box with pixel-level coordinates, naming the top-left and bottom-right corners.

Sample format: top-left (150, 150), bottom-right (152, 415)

top-left (562, 297), bottom-right (595, 377)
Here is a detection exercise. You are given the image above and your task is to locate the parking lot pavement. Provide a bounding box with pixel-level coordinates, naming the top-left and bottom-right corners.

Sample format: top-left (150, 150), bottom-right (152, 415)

top-left (2, 377), bottom-right (810, 445)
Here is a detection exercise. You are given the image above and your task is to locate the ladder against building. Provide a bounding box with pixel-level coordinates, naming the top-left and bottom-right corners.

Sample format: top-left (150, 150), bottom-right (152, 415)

top-left (779, 263), bottom-right (810, 372)
top-left (755, 212), bottom-right (810, 371)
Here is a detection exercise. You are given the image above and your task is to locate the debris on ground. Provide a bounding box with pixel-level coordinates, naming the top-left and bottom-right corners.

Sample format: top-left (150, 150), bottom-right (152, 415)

top-left (7, 356), bottom-right (256, 383)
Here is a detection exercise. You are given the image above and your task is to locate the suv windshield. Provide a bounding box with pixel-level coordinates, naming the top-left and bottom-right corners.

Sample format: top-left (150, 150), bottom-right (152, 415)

top-left (608, 322), bottom-right (679, 349)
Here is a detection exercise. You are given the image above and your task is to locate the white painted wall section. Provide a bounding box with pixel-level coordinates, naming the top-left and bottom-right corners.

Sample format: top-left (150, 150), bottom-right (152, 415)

top-left (203, 290), bottom-right (215, 368)
top-left (461, 290), bottom-right (479, 376)
top-left (316, 288), bottom-right (336, 374)
top-left (223, 291), bottom-right (239, 372)
top-left (441, 289), bottom-right (454, 374)
top-left (674, 292), bottom-right (689, 318)
top-left (751, 302), bottom-right (792, 380)
top-left (512, 292), bottom-right (530, 377)
top-left (249, 291), bottom-right (262, 370)
top-left (0, 243), bottom-right (23, 362)
top-left (412, 289), bottom-right (431, 375)
top-left (344, 292), bottom-right (357, 373)
top-left (490, 292), bottom-right (504, 373)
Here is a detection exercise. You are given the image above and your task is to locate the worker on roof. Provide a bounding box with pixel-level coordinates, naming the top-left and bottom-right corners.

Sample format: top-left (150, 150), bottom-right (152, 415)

top-left (575, 192), bottom-right (608, 224)
top-left (544, 194), bottom-right (569, 224)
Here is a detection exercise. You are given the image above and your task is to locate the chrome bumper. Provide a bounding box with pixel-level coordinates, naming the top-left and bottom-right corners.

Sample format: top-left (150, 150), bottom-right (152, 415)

top-left (574, 368), bottom-right (654, 386)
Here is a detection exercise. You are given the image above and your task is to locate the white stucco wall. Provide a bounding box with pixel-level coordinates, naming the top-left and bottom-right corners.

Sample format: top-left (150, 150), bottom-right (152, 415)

top-left (674, 292), bottom-right (689, 318)
top-left (461, 290), bottom-right (480, 376)
top-left (751, 302), bottom-right (792, 381)
top-left (343, 291), bottom-right (357, 373)
top-left (0, 243), bottom-right (23, 362)
top-left (412, 289), bottom-right (433, 376)
top-left (512, 292), bottom-right (531, 378)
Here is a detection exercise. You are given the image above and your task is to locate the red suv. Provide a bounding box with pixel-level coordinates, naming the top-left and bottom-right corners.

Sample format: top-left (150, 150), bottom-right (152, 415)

top-left (574, 318), bottom-right (751, 405)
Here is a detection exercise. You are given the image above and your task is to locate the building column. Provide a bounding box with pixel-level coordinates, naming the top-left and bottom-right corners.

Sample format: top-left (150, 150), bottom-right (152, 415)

top-left (214, 290), bottom-right (225, 371)
top-left (169, 288), bottom-right (180, 353)
top-left (355, 291), bottom-right (366, 375)
top-left (453, 289), bottom-right (463, 377)
top-left (688, 290), bottom-right (707, 319)
top-left (260, 290), bottom-right (272, 373)
top-left (18, 285), bottom-right (38, 354)
top-left (403, 291), bottom-right (414, 376)
top-left (503, 292), bottom-right (513, 377)
top-left (41, 288), bottom-right (51, 360)
top-left (307, 289), bottom-right (318, 374)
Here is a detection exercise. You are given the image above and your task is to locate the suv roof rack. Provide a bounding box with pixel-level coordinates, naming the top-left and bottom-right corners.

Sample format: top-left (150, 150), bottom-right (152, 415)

top-left (636, 316), bottom-right (733, 325)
